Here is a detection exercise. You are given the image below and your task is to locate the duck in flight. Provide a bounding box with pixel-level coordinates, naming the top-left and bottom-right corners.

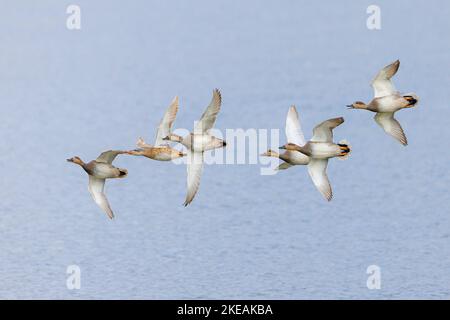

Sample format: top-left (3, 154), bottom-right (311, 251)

top-left (67, 150), bottom-right (128, 219)
top-left (280, 117), bottom-right (350, 201)
top-left (127, 96), bottom-right (185, 161)
top-left (163, 89), bottom-right (226, 206)
top-left (261, 105), bottom-right (309, 170)
top-left (347, 60), bottom-right (419, 145)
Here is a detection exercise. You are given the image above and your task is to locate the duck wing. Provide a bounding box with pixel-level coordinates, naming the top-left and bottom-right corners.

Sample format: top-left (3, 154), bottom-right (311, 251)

top-left (285, 105), bottom-right (306, 146)
top-left (184, 150), bottom-right (204, 206)
top-left (136, 137), bottom-right (153, 149)
top-left (371, 60), bottom-right (400, 98)
top-left (374, 112), bottom-right (408, 146)
top-left (88, 176), bottom-right (114, 219)
top-left (307, 159), bottom-right (332, 201)
top-left (311, 117), bottom-right (344, 143)
top-left (154, 96), bottom-right (179, 146)
top-left (96, 150), bottom-right (125, 164)
top-left (194, 89), bottom-right (222, 134)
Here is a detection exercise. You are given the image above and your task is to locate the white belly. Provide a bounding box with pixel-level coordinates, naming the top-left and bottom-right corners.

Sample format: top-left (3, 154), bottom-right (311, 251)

top-left (190, 134), bottom-right (222, 152)
top-left (309, 143), bottom-right (340, 159)
top-left (92, 163), bottom-right (118, 179)
top-left (374, 95), bottom-right (404, 112)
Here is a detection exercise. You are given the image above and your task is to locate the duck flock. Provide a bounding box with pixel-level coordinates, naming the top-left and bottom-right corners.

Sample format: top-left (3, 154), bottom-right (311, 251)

top-left (67, 60), bottom-right (419, 219)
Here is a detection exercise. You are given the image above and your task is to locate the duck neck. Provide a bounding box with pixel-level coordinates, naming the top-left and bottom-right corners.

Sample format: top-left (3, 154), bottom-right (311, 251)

top-left (76, 159), bottom-right (86, 167)
top-left (77, 160), bottom-right (89, 172)
top-left (295, 145), bottom-right (309, 155)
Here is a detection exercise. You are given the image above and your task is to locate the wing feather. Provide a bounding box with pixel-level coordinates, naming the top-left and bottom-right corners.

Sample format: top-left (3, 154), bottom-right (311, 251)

top-left (307, 159), bottom-right (332, 201)
top-left (96, 150), bottom-right (125, 164)
top-left (371, 60), bottom-right (400, 98)
top-left (374, 112), bottom-right (408, 145)
top-left (88, 176), bottom-right (114, 219)
top-left (184, 151), bottom-right (204, 206)
top-left (194, 89), bottom-right (222, 134)
top-left (285, 105), bottom-right (306, 146)
top-left (154, 96), bottom-right (179, 146)
top-left (311, 117), bottom-right (344, 143)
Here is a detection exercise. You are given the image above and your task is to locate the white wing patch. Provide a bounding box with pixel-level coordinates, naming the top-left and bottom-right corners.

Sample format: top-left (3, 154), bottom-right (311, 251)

top-left (371, 60), bottom-right (400, 98)
top-left (285, 105), bottom-right (306, 146)
top-left (184, 150), bottom-right (204, 206)
top-left (194, 89), bottom-right (222, 134)
top-left (311, 117), bottom-right (344, 143)
top-left (88, 176), bottom-right (114, 219)
top-left (374, 112), bottom-right (408, 146)
top-left (96, 150), bottom-right (125, 164)
top-left (154, 96), bottom-right (179, 146)
top-left (307, 159), bottom-right (332, 201)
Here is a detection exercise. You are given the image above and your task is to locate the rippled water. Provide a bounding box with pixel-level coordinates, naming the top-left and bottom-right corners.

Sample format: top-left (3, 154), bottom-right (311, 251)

top-left (0, 0), bottom-right (449, 299)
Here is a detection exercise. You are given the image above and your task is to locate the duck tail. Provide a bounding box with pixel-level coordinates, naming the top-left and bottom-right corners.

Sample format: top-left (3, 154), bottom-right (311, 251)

top-left (337, 140), bottom-right (351, 161)
top-left (403, 93), bottom-right (419, 107)
top-left (118, 168), bottom-right (128, 177)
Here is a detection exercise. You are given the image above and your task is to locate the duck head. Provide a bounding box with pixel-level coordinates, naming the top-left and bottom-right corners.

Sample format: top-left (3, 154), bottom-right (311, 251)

top-left (347, 101), bottom-right (367, 109)
top-left (67, 156), bottom-right (84, 166)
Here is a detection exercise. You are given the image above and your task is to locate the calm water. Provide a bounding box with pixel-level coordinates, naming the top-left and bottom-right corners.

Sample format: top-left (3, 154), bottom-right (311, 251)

top-left (0, 0), bottom-right (449, 299)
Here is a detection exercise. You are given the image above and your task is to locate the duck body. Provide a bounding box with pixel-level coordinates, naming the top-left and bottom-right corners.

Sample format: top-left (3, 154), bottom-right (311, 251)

top-left (279, 150), bottom-right (310, 165)
top-left (179, 133), bottom-right (226, 153)
top-left (164, 89), bottom-right (226, 206)
top-left (82, 160), bottom-right (127, 179)
top-left (261, 105), bottom-right (309, 170)
top-left (280, 117), bottom-right (350, 201)
top-left (128, 96), bottom-right (186, 161)
top-left (67, 150), bottom-right (128, 219)
top-left (348, 60), bottom-right (419, 146)
top-left (299, 141), bottom-right (345, 159)
top-left (366, 93), bottom-right (418, 113)
top-left (127, 145), bottom-right (184, 161)
top-left (261, 149), bottom-right (309, 170)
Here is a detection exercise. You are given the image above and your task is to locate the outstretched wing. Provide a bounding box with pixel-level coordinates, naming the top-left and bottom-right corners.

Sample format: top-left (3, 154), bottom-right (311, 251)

top-left (371, 60), bottom-right (400, 98)
top-left (194, 89), bottom-right (222, 134)
top-left (311, 117), bottom-right (344, 143)
top-left (374, 112), bottom-right (408, 146)
top-left (307, 159), bottom-right (332, 201)
top-left (88, 176), bottom-right (114, 219)
top-left (154, 96), bottom-right (179, 146)
top-left (184, 150), bottom-right (204, 206)
top-left (285, 105), bottom-right (306, 146)
top-left (96, 150), bottom-right (125, 164)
